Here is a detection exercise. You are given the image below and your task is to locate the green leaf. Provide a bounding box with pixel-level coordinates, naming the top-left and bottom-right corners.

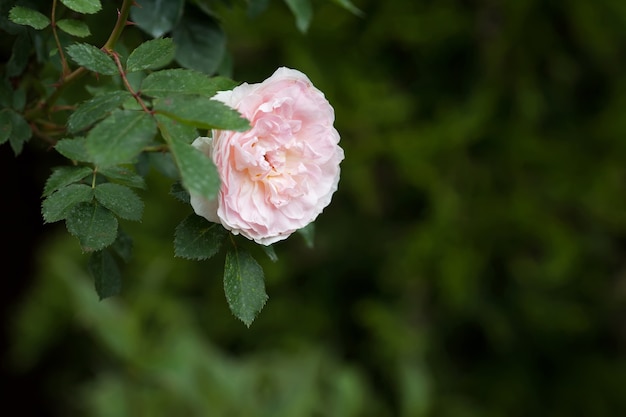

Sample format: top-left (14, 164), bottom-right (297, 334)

top-left (86, 110), bottom-right (157, 166)
top-left (0, 111), bottom-right (12, 145)
top-left (147, 152), bottom-right (179, 178)
top-left (297, 222), bottom-right (315, 248)
top-left (215, 50), bottom-right (233, 78)
top-left (42, 184), bottom-right (94, 223)
top-left (0, 79), bottom-right (13, 108)
top-left (43, 166), bottom-right (93, 197)
top-left (155, 112), bottom-right (198, 144)
top-left (166, 132), bottom-right (220, 201)
top-left (330, 0), bottom-right (363, 16)
top-left (172, 12), bottom-right (225, 74)
top-left (9, 6), bottom-right (50, 30)
top-left (66, 202), bottom-right (118, 252)
top-left (130, 0), bottom-right (184, 38)
top-left (126, 38), bottom-right (175, 72)
top-left (262, 245), bottom-right (278, 262)
top-left (174, 214), bottom-right (227, 260)
top-left (6, 32), bottom-right (31, 77)
top-left (68, 90), bottom-right (132, 133)
top-left (56, 19), bottom-right (91, 37)
top-left (60, 0), bottom-right (102, 14)
top-left (170, 181), bottom-right (190, 203)
top-left (55, 137), bottom-right (92, 162)
top-left (66, 43), bottom-right (118, 75)
top-left (224, 248), bottom-right (268, 327)
top-left (98, 166), bottom-right (146, 189)
top-left (154, 95), bottom-right (250, 131)
top-left (94, 183), bottom-right (144, 221)
top-left (12, 88), bottom-right (26, 111)
top-left (111, 229), bottom-right (133, 263)
top-left (283, 0), bottom-right (312, 33)
top-left (88, 249), bottom-right (122, 300)
top-left (7, 111), bottom-right (31, 155)
top-left (141, 69), bottom-right (237, 98)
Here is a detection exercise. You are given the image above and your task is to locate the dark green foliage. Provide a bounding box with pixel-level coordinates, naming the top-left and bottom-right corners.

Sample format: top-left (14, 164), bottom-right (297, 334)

top-left (55, 138), bottom-right (92, 162)
top-left (153, 95), bottom-right (250, 131)
top-left (43, 166), bottom-right (93, 197)
top-left (169, 181), bottom-right (190, 203)
top-left (98, 166), bottom-right (146, 190)
top-left (8, 6), bottom-right (50, 29)
top-left (330, 0), bottom-right (362, 16)
top-left (68, 91), bottom-right (132, 133)
top-left (5, 110), bottom-right (30, 155)
top-left (166, 133), bottom-right (221, 200)
top-left (60, 0), bottom-right (102, 14)
top-left (6, 32), bottom-right (30, 77)
top-left (141, 69), bottom-right (237, 98)
top-left (174, 214), bottom-right (227, 260)
top-left (297, 223), bottom-right (315, 248)
top-left (283, 0), bottom-right (312, 33)
top-left (56, 19), bottom-right (91, 37)
top-left (0, 111), bottom-right (10, 144)
top-left (66, 202), bottom-right (118, 252)
top-left (111, 228), bottom-right (133, 263)
top-left (66, 43), bottom-right (118, 75)
top-left (172, 11), bottom-right (226, 74)
top-left (130, 0), bottom-right (184, 38)
top-left (224, 247), bottom-right (268, 327)
top-left (94, 183), bottom-right (143, 221)
top-left (85, 110), bottom-right (157, 166)
top-left (42, 184), bottom-right (94, 223)
top-left (262, 244), bottom-right (278, 262)
top-left (89, 249), bottom-right (122, 299)
top-left (126, 38), bottom-right (175, 73)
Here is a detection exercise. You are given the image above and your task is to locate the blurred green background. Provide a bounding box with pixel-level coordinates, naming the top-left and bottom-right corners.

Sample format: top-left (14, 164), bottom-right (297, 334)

top-left (3, 0), bottom-right (626, 415)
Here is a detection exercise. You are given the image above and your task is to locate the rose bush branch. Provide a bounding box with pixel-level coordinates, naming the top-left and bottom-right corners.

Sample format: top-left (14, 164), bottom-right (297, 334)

top-left (50, 0), bottom-right (70, 77)
top-left (102, 0), bottom-right (134, 52)
top-left (24, 0), bottom-right (135, 124)
top-left (108, 50), bottom-right (152, 115)
top-left (5, 0), bottom-right (354, 326)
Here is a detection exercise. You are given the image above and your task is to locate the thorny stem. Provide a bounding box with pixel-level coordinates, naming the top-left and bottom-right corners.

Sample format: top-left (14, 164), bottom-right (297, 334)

top-left (51, 0), bottom-right (70, 77)
top-left (24, 0), bottom-right (135, 122)
top-left (109, 50), bottom-right (152, 115)
top-left (103, 0), bottom-right (134, 52)
top-left (35, 119), bottom-right (65, 131)
top-left (30, 122), bottom-right (57, 146)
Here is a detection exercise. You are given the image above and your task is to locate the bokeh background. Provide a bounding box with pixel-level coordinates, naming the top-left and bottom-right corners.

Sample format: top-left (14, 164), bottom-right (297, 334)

top-left (3, 0), bottom-right (626, 415)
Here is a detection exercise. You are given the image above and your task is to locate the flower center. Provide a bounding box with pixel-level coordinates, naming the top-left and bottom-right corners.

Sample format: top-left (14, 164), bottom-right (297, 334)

top-left (264, 149), bottom-right (286, 173)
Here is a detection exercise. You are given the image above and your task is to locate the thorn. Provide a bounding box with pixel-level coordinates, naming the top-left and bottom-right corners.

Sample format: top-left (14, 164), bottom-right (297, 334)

top-left (116, 8), bottom-right (121, 17)
top-left (125, 20), bottom-right (136, 26)
top-left (132, 1), bottom-right (142, 7)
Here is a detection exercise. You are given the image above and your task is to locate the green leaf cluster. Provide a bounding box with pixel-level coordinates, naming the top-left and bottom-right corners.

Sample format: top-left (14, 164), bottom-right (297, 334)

top-left (8, 1), bottom-right (96, 54)
top-left (0, 108), bottom-right (31, 155)
top-left (60, 0), bottom-right (102, 15)
top-left (283, 0), bottom-right (362, 33)
top-left (174, 214), bottom-right (269, 326)
top-left (40, 159), bottom-right (145, 300)
top-left (2, 0), bottom-right (346, 324)
top-left (35, 32), bottom-right (251, 302)
top-left (130, 0), bottom-right (227, 74)
top-left (9, 6), bottom-right (50, 30)
top-left (66, 43), bottom-right (118, 75)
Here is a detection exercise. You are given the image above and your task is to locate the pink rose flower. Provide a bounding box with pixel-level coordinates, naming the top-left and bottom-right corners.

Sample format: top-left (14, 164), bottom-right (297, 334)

top-left (190, 67), bottom-right (344, 245)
